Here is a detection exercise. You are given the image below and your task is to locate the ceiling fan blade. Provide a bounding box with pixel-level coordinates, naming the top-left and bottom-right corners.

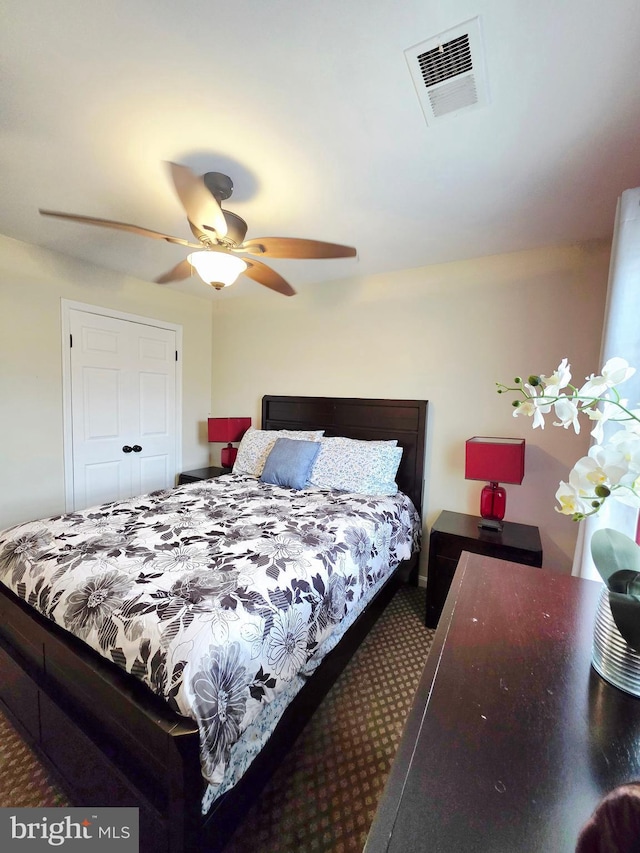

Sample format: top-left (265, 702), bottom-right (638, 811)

top-left (243, 259), bottom-right (296, 296)
top-left (154, 259), bottom-right (193, 284)
top-left (39, 209), bottom-right (202, 248)
top-left (165, 162), bottom-right (228, 238)
top-left (239, 237), bottom-right (357, 259)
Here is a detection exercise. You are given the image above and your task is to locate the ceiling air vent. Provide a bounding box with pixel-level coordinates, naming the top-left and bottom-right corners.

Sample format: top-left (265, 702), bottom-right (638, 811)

top-left (405, 17), bottom-right (489, 126)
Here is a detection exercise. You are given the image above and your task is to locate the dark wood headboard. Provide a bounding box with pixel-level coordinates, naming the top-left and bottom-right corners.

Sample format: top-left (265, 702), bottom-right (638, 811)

top-left (261, 396), bottom-right (428, 513)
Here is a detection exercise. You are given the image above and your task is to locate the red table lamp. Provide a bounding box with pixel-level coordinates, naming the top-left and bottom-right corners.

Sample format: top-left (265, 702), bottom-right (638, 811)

top-left (208, 417), bottom-right (251, 468)
top-left (465, 437), bottom-right (525, 531)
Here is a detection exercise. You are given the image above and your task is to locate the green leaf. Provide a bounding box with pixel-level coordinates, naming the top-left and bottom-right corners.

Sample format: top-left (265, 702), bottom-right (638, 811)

top-left (608, 569), bottom-right (640, 597)
top-left (591, 529), bottom-right (640, 649)
top-left (608, 591), bottom-right (640, 651)
top-left (590, 528), bottom-right (640, 586)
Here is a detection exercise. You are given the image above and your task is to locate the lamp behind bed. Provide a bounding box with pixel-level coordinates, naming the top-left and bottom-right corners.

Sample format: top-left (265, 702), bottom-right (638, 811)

top-left (208, 417), bottom-right (252, 468)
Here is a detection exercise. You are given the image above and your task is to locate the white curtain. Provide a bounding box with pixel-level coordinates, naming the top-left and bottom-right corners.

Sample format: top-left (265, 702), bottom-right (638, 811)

top-left (572, 187), bottom-right (640, 580)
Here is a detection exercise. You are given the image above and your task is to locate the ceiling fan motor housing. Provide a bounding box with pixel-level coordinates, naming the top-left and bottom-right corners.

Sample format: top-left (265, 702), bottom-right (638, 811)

top-left (189, 209), bottom-right (248, 247)
top-left (219, 210), bottom-right (248, 246)
top-left (203, 171), bottom-right (234, 202)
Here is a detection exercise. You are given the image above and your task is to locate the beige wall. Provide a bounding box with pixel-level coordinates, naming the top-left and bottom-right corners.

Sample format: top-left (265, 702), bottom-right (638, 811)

top-left (0, 234), bottom-right (213, 529)
top-left (210, 240), bottom-right (611, 579)
top-left (1, 233), bottom-right (611, 579)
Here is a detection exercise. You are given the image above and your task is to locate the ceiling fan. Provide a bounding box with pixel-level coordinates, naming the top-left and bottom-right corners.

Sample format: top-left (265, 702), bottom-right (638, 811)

top-left (39, 162), bottom-right (357, 296)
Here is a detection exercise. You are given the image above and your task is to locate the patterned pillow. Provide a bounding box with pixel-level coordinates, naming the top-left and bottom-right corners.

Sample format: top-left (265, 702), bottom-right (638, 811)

top-left (308, 436), bottom-right (403, 495)
top-left (233, 427), bottom-right (324, 477)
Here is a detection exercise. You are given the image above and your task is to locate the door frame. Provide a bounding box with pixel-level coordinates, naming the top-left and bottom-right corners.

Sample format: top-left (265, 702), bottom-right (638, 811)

top-left (61, 299), bottom-right (183, 512)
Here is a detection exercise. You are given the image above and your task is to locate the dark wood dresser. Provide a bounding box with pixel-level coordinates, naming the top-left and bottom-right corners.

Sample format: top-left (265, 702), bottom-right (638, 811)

top-left (365, 552), bottom-right (640, 853)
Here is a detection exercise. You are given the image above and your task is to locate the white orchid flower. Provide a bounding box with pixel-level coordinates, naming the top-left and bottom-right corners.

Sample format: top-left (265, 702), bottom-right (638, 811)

top-left (513, 398), bottom-right (545, 428)
top-left (602, 357), bottom-right (636, 385)
top-left (513, 383), bottom-right (552, 428)
top-left (614, 474), bottom-right (640, 508)
top-left (572, 445), bottom-right (628, 490)
top-left (607, 435), bottom-right (640, 508)
top-left (553, 396), bottom-right (581, 433)
top-left (608, 430), bottom-right (640, 472)
top-left (541, 358), bottom-right (572, 395)
top-left (586, 398), bottom-right (629, 443)
top-left (629, 409), bottom-right (640, 433)
top-left (499, 355), bottom-right (640, 519)
top-left (567, 460), bottom-right (598, 496)
top-left (555, 480), bottom-right (591, 517)
top-left (578, 357), bottom-right (636, 399)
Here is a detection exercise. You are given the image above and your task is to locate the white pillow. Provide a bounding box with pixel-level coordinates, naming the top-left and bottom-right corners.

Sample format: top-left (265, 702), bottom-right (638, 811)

top-left (233, 427), bottom-right (324, 477)
top-left (308, 436), bottom-right (403, 495)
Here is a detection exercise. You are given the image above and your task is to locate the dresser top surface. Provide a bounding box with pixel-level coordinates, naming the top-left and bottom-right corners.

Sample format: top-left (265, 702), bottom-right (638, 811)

top-left (366, 553), bottom-right (638, 852)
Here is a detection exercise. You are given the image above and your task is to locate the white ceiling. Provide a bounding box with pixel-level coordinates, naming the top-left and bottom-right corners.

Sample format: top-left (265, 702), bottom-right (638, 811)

top-left (3, 0), bottom-right (640, 300)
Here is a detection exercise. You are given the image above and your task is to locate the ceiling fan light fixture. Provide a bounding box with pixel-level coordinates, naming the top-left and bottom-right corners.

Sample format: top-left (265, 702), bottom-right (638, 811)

top-left (39, 163), bottom-right (356, 297)
top-left (187, 251), bottom-right (247, 289)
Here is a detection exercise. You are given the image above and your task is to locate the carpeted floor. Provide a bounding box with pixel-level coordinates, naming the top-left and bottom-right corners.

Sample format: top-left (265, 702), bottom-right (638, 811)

top-left (0, 583), bottom-right (433, 852)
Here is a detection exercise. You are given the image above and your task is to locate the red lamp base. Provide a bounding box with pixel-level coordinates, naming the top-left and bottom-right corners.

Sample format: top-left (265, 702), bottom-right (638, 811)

top-left (221, 443), bottom-right (237, 469)
top-left (480, 482), bottom-right (506, 524)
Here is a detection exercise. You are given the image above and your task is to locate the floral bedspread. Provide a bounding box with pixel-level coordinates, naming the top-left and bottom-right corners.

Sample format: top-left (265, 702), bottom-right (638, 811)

top-left (0, 474), bottom-right (420, 795)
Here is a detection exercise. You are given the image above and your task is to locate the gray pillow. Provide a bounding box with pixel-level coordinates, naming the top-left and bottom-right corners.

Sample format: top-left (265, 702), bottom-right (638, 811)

top-left (260, 437), bottom-right (321, 490)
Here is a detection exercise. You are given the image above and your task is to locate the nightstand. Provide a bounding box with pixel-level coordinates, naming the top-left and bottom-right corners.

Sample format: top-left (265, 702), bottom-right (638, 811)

top-left (177, 465), bottom-right (231, 485)
top-left (425, 510), bottom-right (542, 628)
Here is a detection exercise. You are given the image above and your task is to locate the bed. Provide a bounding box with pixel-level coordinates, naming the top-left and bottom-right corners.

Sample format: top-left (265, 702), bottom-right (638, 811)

top-left (0, 395), bottom-right (427, 852)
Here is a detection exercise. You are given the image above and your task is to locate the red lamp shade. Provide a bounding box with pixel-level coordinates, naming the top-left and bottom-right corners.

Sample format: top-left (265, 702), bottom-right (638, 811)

top-left (207, 417), bottom-right (251, 468)
top-left (465, 437), bottom-right (525, 525)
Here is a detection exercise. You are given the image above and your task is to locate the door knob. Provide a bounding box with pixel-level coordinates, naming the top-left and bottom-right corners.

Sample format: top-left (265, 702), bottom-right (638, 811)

top-left (132, 445), bottom-right (142, 453)
top-left (122, 445), bottom-right (133, 453)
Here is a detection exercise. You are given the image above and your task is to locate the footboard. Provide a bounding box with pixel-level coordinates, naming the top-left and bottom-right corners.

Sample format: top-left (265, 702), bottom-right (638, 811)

top-left (0, 584), bottom-right (204, 852)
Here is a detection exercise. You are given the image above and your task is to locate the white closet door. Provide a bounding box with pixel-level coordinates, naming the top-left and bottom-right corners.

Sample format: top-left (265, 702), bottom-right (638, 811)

top-left (69, 309), bottom-right (177, 510)
top-left (129, 323), bottom-right (177, 496)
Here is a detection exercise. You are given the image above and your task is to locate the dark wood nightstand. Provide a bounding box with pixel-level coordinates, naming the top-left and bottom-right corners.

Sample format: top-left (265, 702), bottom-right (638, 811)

top-left (177, 465), bottom-right (231, 485)
top-left (425, 509), bottom-right (542, 628)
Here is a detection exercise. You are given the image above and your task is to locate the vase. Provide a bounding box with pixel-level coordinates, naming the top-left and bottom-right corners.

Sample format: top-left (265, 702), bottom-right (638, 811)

top-left (592, 584), bottom-right (640, 698)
